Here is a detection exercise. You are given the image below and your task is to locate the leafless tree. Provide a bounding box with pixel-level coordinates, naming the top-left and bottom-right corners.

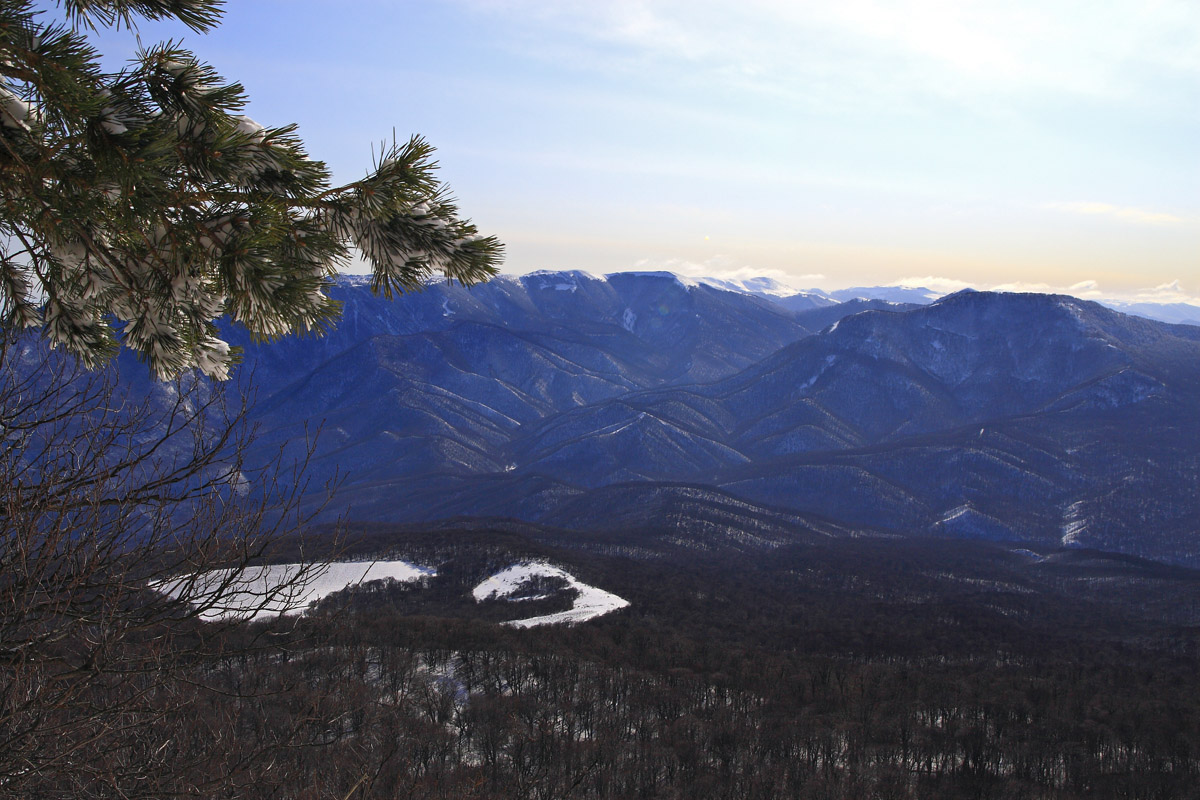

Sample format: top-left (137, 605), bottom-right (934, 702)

top-left (0, 333), bottom-right (339, 797)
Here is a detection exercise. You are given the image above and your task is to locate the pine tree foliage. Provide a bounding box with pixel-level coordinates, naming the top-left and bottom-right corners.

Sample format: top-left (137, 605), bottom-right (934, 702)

top-left (0, 0), bottom-right (503, 378)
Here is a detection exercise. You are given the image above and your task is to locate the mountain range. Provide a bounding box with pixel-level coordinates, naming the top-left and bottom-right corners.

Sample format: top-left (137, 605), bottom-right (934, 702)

top-left (706, 278), bottom-right (1200, 326)
top-left (220, 271), bottom-right (1200, 567)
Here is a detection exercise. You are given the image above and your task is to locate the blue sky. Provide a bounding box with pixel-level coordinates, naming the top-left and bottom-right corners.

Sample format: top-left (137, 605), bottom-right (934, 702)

top-left (86, 1), bottom-right (1198, 302)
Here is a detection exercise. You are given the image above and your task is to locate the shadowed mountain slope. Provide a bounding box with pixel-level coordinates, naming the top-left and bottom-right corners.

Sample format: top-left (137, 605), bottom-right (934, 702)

top-left (229, 277), bottom-right (1200, 566)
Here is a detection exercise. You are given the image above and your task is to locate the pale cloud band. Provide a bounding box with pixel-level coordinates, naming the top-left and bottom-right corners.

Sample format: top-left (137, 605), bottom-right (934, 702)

top-left (1044, 202), bottom-right (1182, 226)
top-left (635, 256), bottom-right (826, 287)
top-left (895, 275), bottom-right (1200, 306)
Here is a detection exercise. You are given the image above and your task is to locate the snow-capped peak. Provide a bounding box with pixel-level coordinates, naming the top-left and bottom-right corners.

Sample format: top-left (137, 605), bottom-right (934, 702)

top-left (696, 276), bottom-right (808, 298)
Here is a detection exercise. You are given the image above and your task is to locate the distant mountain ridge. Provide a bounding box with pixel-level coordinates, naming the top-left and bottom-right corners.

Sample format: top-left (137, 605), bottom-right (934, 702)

top-left (703, 273), bottom-right (1200, 328)
top-left (225, 272), bottom-right (1200, 566)
top-left (827, 285), bottom-right (942, 304)
top-left (1100, 299), bottom-right (1200, 327)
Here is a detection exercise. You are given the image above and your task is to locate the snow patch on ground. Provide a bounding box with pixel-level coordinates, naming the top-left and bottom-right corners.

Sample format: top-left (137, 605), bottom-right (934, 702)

top-left (473, 562), bottom-right (630, 629)
top-left (797, 355), bottom-right (837, 391)
top-left (1057, 299), bottom-right (1088, 327)
top-left (595, 411), bottom-right (646, 437)
top-left (523, 270), bottom-right (584, 292)
top-left (940, 504), bottom-right (972, 523)
top-left (156, 560), bottom-right (436, 622)
top-left (1061, 500), bottom-right (1087, 546)
top-left (525, 269), bottom-right (602, 283)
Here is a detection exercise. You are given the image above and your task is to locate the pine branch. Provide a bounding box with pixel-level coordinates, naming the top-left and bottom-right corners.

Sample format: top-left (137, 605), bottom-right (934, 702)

top-left (0, 1), bottom-right (503, 378)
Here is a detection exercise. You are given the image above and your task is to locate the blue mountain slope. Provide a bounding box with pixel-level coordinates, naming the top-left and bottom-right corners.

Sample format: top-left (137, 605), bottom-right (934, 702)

top-left (235, 272), bottom-right (815, 500)
top-left (227, 277), bottom-right (1200, 566)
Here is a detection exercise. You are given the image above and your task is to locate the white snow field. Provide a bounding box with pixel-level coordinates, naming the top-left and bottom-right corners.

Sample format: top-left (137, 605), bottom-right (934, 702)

top-left (156, 560), bottom-right (435, 622)
top-left (472, 562), bottom-right (630, 629)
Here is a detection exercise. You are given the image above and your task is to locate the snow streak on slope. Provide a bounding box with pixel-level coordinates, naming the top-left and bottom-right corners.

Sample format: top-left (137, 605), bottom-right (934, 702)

top-left (472, 562), bottom-right (629, 628)
top-left (1061, 500), bottom-right (1088, 547)
top-left (157, 561), bottom-right (436, 622)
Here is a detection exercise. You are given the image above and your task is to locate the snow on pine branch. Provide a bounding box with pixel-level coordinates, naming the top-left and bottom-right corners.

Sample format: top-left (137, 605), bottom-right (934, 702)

top-left (0, 11), bottom-right (502, 379)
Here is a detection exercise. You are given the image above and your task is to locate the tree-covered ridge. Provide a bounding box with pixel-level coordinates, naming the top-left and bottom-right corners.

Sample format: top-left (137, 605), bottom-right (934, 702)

top-left (0, 0), bottom-right (502, 378)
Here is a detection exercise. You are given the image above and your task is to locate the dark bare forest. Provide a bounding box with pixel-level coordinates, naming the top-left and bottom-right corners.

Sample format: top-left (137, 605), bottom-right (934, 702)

top-left (18, 518), bottom-right (1200, 799)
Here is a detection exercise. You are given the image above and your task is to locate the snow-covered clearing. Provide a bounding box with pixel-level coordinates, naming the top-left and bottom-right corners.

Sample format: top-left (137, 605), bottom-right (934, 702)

top-left (156, 560), bottom-right (436, 622)
top-left (472, 562), bottom-right (629, 629)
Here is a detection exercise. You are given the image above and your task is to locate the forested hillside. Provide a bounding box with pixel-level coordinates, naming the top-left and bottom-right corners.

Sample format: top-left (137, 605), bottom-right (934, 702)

top-left (30, 520), bottom-right (1200, 799)
top-left (226, 274), bottom-right (1200, 567)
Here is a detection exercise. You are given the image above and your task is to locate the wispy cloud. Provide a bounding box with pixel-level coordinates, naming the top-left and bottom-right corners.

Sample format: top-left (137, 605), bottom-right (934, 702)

top-left (1044, 201), bottom-right (1182, 226)
top-left (1128, 280), bottom-right (1200, 305)
top-left (990, 280), bottom-right (1104, 298)
top-left (458, 0), bottom-right (1200, 109)
top-left (634, 256), bottom-right (824, 288)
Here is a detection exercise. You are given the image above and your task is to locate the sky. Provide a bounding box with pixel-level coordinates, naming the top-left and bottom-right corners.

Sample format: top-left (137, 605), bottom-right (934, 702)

top-left (82, 0), bottom-right (1199, 303)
